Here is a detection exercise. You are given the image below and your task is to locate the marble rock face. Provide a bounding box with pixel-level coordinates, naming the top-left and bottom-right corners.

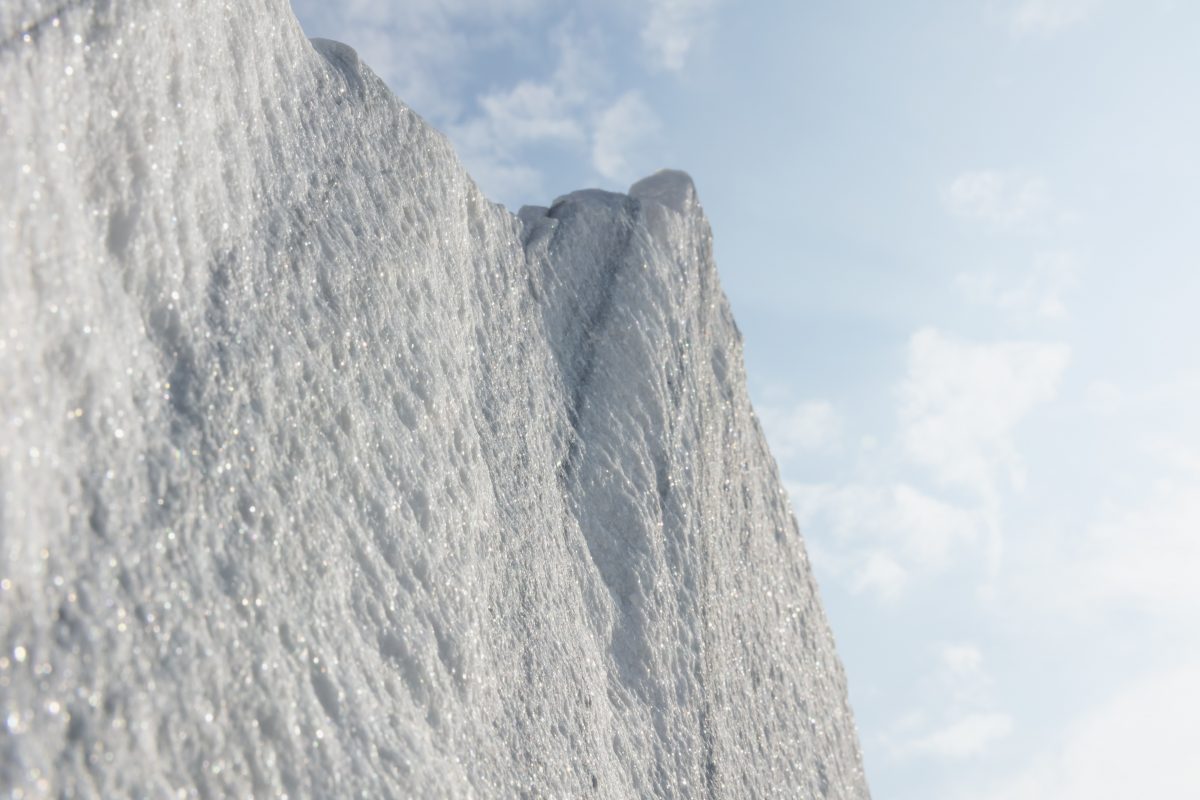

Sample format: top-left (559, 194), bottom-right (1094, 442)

top-left (0, 2), bottom-right (869, 797)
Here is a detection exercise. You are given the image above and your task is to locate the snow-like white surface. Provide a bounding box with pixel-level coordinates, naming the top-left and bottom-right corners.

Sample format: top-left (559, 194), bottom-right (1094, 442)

top-left (0, 2), bottom-right (869, 797)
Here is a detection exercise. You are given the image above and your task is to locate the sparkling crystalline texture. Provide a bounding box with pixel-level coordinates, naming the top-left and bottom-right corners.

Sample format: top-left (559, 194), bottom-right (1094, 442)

top-left (0, 1), bottom-right (870, 798)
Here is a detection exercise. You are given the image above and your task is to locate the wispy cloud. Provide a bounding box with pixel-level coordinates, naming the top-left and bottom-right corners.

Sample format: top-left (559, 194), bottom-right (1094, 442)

top-left (788, 331), bottom-right (1068, 602)
top-left (976, 664), bottom-right (1200, 799)
top-left (1078, 482), bottom-right (1200, 616)
top-left (1003, 373), bottom-right (1200, 627)
top-left (478, 82), bottom-right (588, 145)
top-left (899, 328), bottom-right (1070, 498)
top-left (900, 711), bottom-right (1014, 759)
top-left (758, 400), bottom-right (842, 460)
top-left (883, 644), bottom-right (1012, 761)
top-left (849, 550), bottom-right (910, 601)
top-left (1018, 474), bottom-right (1200, 622)
top-left (640, 0), bottom-right (719, 70)
top-left (943, 170), bottom-right (1055, 232)
top-left (790, 481), bottom-right (982, 601)
top-left (956, 250), bottom-right (1081, 320)
top-left (1010, 0), bottom-right (1100, 35)
top-left (592, 91), bottom-right (661, 181)
top-left (445, 27), bottom-right (597, 202)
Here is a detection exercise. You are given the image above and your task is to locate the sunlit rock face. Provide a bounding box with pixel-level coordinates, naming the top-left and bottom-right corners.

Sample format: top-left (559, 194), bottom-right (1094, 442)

top-left (0, 2), bottom-right (870, 797)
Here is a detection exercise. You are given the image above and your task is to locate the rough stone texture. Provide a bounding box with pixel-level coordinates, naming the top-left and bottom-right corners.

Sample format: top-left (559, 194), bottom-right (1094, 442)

top-left (0, 2), bottom-right (870, 797)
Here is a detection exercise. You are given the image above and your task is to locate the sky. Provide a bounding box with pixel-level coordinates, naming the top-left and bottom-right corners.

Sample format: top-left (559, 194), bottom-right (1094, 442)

top-left (290, 2), bottom-right (1200, 796)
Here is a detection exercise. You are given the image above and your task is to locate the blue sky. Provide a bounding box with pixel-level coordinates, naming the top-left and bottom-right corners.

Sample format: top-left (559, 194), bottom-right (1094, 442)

top-left (292, 2), bottom-right (1200, 796)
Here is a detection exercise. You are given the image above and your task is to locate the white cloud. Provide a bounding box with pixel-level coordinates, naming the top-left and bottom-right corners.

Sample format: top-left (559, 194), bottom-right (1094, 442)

top-left (640, 0), bottom-right (718, 70)
top-left (1010, 0), bottom-right (1099, 35)
top-left (899, 328), bottom-right (1070, 498)
top-left (940, 642), bottom-right (985, 675)
top-left (478, 82), bottom-right (587, 145)
top-left (956, 250), bottom-right (1080, 319)
top-left (891, 484), bottom-right (984, 564)
top-left (1063, 479), bottom-right (1200, 620)
top-left (852, 550), bottom-right (910, 601)
top-left (791, 332), bottom-right (1069, 603)
top-left (1002, 431), bottom-right (1200, 628)
top-left (900, 712), bottom-right (1014, 760)
top-left (758, 400), bottom-right (841, 460)
top-left (591, 91), bottom-right (661, 182)
top-left (944, 170), bottom-right (1054, 231)
top-left (790, 481), bottom-right (981, 601)
top-left (431, 23), bottom-right (657, 202)
top-left (935, 642), bottom-right (1002, 711)
top-left (976, 665), bottom-right (1200, 800)
top-left (455, 149), bottom-right (547, 207)
top-left (882, 644), bottom-right (1011, 762)
top-left (447, 60), bottom-right (593, 201)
